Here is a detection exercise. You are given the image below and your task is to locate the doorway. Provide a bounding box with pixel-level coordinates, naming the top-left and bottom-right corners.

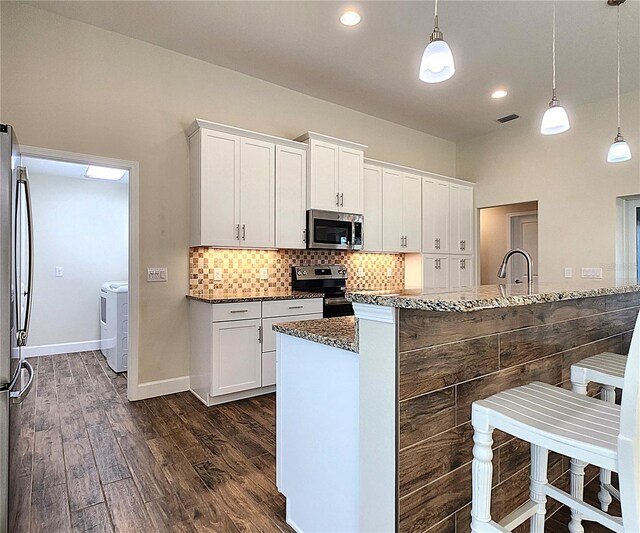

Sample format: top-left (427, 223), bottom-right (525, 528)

top-left (617, 195), bottom-right (640, 283)
top-left (478, 201), bottom-right (539, 285)
top-left (19, 146), bottom-right (139, 400)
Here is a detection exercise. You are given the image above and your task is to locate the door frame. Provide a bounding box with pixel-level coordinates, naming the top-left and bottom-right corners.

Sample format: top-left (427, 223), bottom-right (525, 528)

top-left (507, 211), bottom-right (538, 284)
top-left (19, 145), bottom-right (141, 401)
top-left (619, 196), bottom-right (640, 284)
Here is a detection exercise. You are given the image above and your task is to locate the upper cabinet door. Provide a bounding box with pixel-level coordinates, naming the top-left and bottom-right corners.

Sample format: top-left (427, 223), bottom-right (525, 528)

top-left (338, 147), bottom-right (364, 213)
top-left (275, 145), bottom-right (307, 249)
top-left (240, 138), bottom-right (275, 248)
top-left (402, 173), bottom-right (422, 252)
top-left (422, 177), bottom-right (450, 253)
top-left (198, 130), bottom-right (241, 247)
top-left (308, 139), bottom-right (340, 211)
top-left (363, 164), bottom-right (383, 252)
top-left (382, 169), bottom-right (403, 253)
top-left (458, 185), bottom-right (474, 255)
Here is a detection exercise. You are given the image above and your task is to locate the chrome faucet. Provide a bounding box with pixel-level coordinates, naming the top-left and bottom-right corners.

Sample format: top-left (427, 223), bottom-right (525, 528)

top-left (497, 248), bottom-right (534, 287)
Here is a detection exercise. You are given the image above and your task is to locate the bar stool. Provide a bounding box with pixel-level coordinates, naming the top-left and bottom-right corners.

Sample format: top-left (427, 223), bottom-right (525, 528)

top-left (470, 316), bottom-right (640, 533)
top-left (571, 351), bottom-right (627, 527)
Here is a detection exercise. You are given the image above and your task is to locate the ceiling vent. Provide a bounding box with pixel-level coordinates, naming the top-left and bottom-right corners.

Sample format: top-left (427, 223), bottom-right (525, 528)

top-left (496, 113), bottom-right (520, 124)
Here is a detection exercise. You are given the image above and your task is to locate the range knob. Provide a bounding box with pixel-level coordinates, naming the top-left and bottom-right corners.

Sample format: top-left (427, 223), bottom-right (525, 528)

top-left (302, 270), bottom-right (307, 275)
top-left (297, 270), bottom-right (303, 276)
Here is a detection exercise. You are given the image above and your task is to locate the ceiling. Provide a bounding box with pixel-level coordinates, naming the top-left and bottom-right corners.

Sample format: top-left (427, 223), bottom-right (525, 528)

top-left (24, 0), bottom-right (640, 141)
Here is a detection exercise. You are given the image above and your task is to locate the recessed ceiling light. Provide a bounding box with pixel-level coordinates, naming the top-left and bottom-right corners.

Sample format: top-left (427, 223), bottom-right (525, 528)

top-left (85, 165), bottom-right (127, 181)
top-left (340, 10), bottom-right (361, 26)
top-left (491, 89), bottom-right (508, 99)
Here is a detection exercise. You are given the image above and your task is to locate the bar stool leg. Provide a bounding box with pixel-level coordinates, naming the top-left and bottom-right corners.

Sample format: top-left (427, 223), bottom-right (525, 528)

top-left (568, 458), bottom-right (587, 533)
top-left (530, 445), bottom-right (548, 533)
top-left (471, 424), bottom-right (494, 533)
top-left (598, 384), bottom-right (616, 512)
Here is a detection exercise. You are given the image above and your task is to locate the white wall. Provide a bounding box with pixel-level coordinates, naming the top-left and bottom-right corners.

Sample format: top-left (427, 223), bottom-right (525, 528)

top-left (459, 90), bottom-right (640, 283)
top-left (27, 170), bottom-right (127, 351)
top-left (0, 3), bottom-right (457, 385)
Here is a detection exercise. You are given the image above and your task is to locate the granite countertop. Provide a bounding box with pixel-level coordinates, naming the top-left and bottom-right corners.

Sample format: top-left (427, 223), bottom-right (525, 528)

top-left (346, 281), bottom-right (640, 312)
top-left (187, 289), bottom-right (324, 304)
top-left (272, 316), bottom-right (358, 353)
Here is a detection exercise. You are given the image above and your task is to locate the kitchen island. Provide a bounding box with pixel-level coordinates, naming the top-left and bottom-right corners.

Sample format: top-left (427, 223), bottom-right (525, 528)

top-left (274, 282), bottom-right (640, 533)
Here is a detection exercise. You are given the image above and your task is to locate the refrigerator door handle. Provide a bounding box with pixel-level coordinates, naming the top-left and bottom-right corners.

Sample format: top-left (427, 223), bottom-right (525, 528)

top-left (9, 359), bottom-right (34, 404)
top-left (16, 166), bottom-right (33, 347)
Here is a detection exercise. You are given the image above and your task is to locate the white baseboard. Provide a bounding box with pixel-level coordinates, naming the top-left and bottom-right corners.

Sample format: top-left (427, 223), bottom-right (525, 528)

top-left (21, 340), bottom-right (101, 357)
top-left (137, 376), bottom-right (190, 400)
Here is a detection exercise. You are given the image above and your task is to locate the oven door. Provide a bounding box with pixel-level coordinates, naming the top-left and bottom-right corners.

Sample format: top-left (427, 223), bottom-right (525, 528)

top-left (307, 210), bottom-right (363, 250)
top-left (323, 296), bottom-right (354, 317)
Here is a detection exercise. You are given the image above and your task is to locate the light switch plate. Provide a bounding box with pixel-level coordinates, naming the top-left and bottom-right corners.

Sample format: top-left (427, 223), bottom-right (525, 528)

top-left (564, 267), bottom-right (573, 279)
top-left (214, 268), bottom-right (223, 281)
top-left (260, 268), bottom-right (269, 280)
top-left (55, 266), bottom-right (64, 277)
top-left (581, 267), bottom-right (603, 279)
top-left (386, 267), bottom-right (393, 278)
top-left (147, 267), bottom-right (168, 282)
top-left (357, 267), bottom-right (365, 278)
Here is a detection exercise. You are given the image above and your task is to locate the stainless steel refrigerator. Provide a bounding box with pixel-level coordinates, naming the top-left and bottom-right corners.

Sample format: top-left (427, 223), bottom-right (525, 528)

top-left (0, 124), bottom-right (34, 532)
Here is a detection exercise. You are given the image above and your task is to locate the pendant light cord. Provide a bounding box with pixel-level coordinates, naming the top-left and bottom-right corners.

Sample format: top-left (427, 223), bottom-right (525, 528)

top-left (434, 0), bottom-right (439, 31)
top-left (617, 5), bottom-right (621, 132)
top-left (552, 0), bottom-right (556, 97)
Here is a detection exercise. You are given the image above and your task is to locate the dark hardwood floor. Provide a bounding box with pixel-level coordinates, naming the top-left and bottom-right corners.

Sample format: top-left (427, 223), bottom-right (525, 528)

top-left (8, 350), bottom-right (621, 532)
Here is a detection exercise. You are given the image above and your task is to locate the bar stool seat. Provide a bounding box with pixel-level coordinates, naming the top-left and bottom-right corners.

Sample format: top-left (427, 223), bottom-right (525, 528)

top-left (572, 352), bottom-right (627, 391)
top-left (471, 381), bottom-right (626, 533)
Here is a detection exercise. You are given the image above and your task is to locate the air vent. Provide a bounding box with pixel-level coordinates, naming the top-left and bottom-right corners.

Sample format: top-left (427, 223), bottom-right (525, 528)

top-left (496, 113), bottom-right (520, 124)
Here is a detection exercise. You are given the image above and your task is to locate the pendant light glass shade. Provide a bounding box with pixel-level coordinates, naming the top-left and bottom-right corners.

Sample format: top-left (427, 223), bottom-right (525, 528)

top-left (540, 96), bottom-right (570, 135)
top-left (419, 0), bottom-right (455, 84)
top-left (608, 133), bottom-right (632, 163)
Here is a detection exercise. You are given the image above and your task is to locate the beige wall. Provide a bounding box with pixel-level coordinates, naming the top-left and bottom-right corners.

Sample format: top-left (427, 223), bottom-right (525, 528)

top-left (0, 2), bottom-right (456, 385)
top-left (459, 90), bottom-right (640, 283)
top-left (479, 201), bottom-right (538, 285)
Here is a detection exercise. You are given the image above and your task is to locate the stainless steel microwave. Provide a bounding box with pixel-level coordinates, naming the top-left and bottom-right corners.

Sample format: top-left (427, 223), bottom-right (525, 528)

top-left (307, 210), bottom-right (364, 250)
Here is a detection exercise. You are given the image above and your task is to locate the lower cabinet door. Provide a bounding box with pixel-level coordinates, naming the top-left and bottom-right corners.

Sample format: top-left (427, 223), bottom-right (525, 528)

top-left (211, 319), bottom-right (262, 396)
top-left (262, 351), bottom-right (276, 387)
top-left (449, 255), bottom-right (474, 288)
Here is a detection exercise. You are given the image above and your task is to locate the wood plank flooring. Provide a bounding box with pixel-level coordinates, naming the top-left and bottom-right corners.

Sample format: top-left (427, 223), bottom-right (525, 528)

top-left (9, 350), bottom-right (620, 532)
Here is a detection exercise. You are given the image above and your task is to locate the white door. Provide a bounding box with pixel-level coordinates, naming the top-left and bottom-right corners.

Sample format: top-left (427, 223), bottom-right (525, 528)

top-left (211, 319), bottom-right (262, 396)
top-left (382, 169), bottom-right (403, 253)
top-left (402, 173), bottom-right (422, 252)
top-left (276, 145), bottom-right (307, 249)
top-left (338, 147), bottom-right (364, 213)
top-left (422, 178), bottom-right (450, 253)
top-left (450, 184), bottom-right (473, 254)
top-left (423, 255), bottom-right (449, 289)
top-left (363, 164), bottom-right (383, 252)
top-left (309, 139), bottom-right (339, 211)
top-left (449, 256), bottom-right (473, 288)
top-left (200, 130), bottom-right (240, 247)
top-left (509, 213), bottom-right (538, 284)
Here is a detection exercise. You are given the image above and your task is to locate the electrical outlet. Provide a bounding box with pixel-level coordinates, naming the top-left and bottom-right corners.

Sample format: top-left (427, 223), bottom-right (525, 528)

top-left (386, 267), bottom-right (393, 278)
top-left (564, 267), bottom-right (573, 279)
top-left (260, 268), bottom-right (269, 280)
top-left (214, 268), bottom-right (223, 281)
top-left (55, 266), bottom-right (64, 277)
top-left (147, 267), bottom-right (168, 282)
top-left (357, 267), bottom-right (364, 278)
top-left (581, 267), bottom-right (603, 279)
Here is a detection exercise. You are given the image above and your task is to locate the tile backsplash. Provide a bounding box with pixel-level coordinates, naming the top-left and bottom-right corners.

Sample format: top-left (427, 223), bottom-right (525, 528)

top-left (189, 248), bottom-right (405, 292)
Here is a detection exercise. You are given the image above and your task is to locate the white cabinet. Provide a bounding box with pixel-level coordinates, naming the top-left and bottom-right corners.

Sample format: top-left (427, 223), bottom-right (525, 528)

top-left (212, 319), bottom-right (262, 396)
top-left (423, 254), bottom-right (449, 289)
top-left (449, 184), bottom-right (473, 255)
top-left (382, 169), bottom-right (422, 253)
top-left (363, 164), bottom-right (383, 252)
top-left (301, 133), bottom-right (367, 214)
top-left (422, 177), bottom-right (450, 253)
top-left (449, 255), bottom-right (474, 288)
top-left (276, 145), bottom-right (307, 249)
top-left (189, 298), bottom-right (323, 405)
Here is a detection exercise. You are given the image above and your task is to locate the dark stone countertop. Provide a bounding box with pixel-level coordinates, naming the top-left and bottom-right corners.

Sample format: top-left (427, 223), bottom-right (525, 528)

top-left (272, 316), bottom-right (358, 353)
top-left (187, 289), bottom-right (323, 304)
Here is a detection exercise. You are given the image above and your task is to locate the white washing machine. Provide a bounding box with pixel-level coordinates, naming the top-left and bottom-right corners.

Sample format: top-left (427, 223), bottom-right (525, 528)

top-left (100, 281), bottom-right (129, 373)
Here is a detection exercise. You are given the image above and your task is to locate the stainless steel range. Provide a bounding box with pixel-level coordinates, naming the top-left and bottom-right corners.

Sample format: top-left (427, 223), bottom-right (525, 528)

top-left (292, 264), bottom-right (353, 317)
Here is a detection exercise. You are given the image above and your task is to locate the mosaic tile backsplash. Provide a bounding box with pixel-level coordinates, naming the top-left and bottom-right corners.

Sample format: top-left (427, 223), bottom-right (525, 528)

top-left (189, 248), bottom-right (405, 293)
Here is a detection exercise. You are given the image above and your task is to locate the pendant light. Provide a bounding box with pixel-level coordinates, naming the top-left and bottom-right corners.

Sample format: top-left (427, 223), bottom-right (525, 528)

top-left (419, 0), bottom-right (455, 83)
top-left (607, 2), bottom-right (632, 163)
top-left (540, 0), bottom-right (570, 135)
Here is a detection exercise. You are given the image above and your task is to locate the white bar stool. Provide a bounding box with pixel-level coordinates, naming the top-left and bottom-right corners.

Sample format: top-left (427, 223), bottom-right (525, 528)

top-left (571, 351), bottom-right (627, 529)
top-left (470, 315), bottom-right (640, 533)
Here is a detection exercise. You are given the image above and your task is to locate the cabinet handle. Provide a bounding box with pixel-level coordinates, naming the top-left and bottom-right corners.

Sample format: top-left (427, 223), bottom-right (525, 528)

top-left (236, 224), bottom-right (240, 240)
top-left (435, 258), bottom-right (440, 270)
top-left (336, 193), bottom-right (340, 206)
top-left (340, 193), bottom-right (344, 207)
top-left (288, 305), bottom-right (304, 309)
top-left (435, 238), bottom-right (440, 250)
top-left (258, 325), bottom-right (263, 344)
top-left (303, 229), bottom-right (307, 244)
top-left (230, 309), bottom-right (248, 314)
top-left (461, 259), bottom-right (466, 270)
top-left (242, 224), bottom-right (246, 240)
top-left (460, 240), bottom-right (466, 250)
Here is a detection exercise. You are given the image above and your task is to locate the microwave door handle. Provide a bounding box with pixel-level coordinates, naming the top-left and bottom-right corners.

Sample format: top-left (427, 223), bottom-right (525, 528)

top-left (16, 167), bottom-right (34, 347)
